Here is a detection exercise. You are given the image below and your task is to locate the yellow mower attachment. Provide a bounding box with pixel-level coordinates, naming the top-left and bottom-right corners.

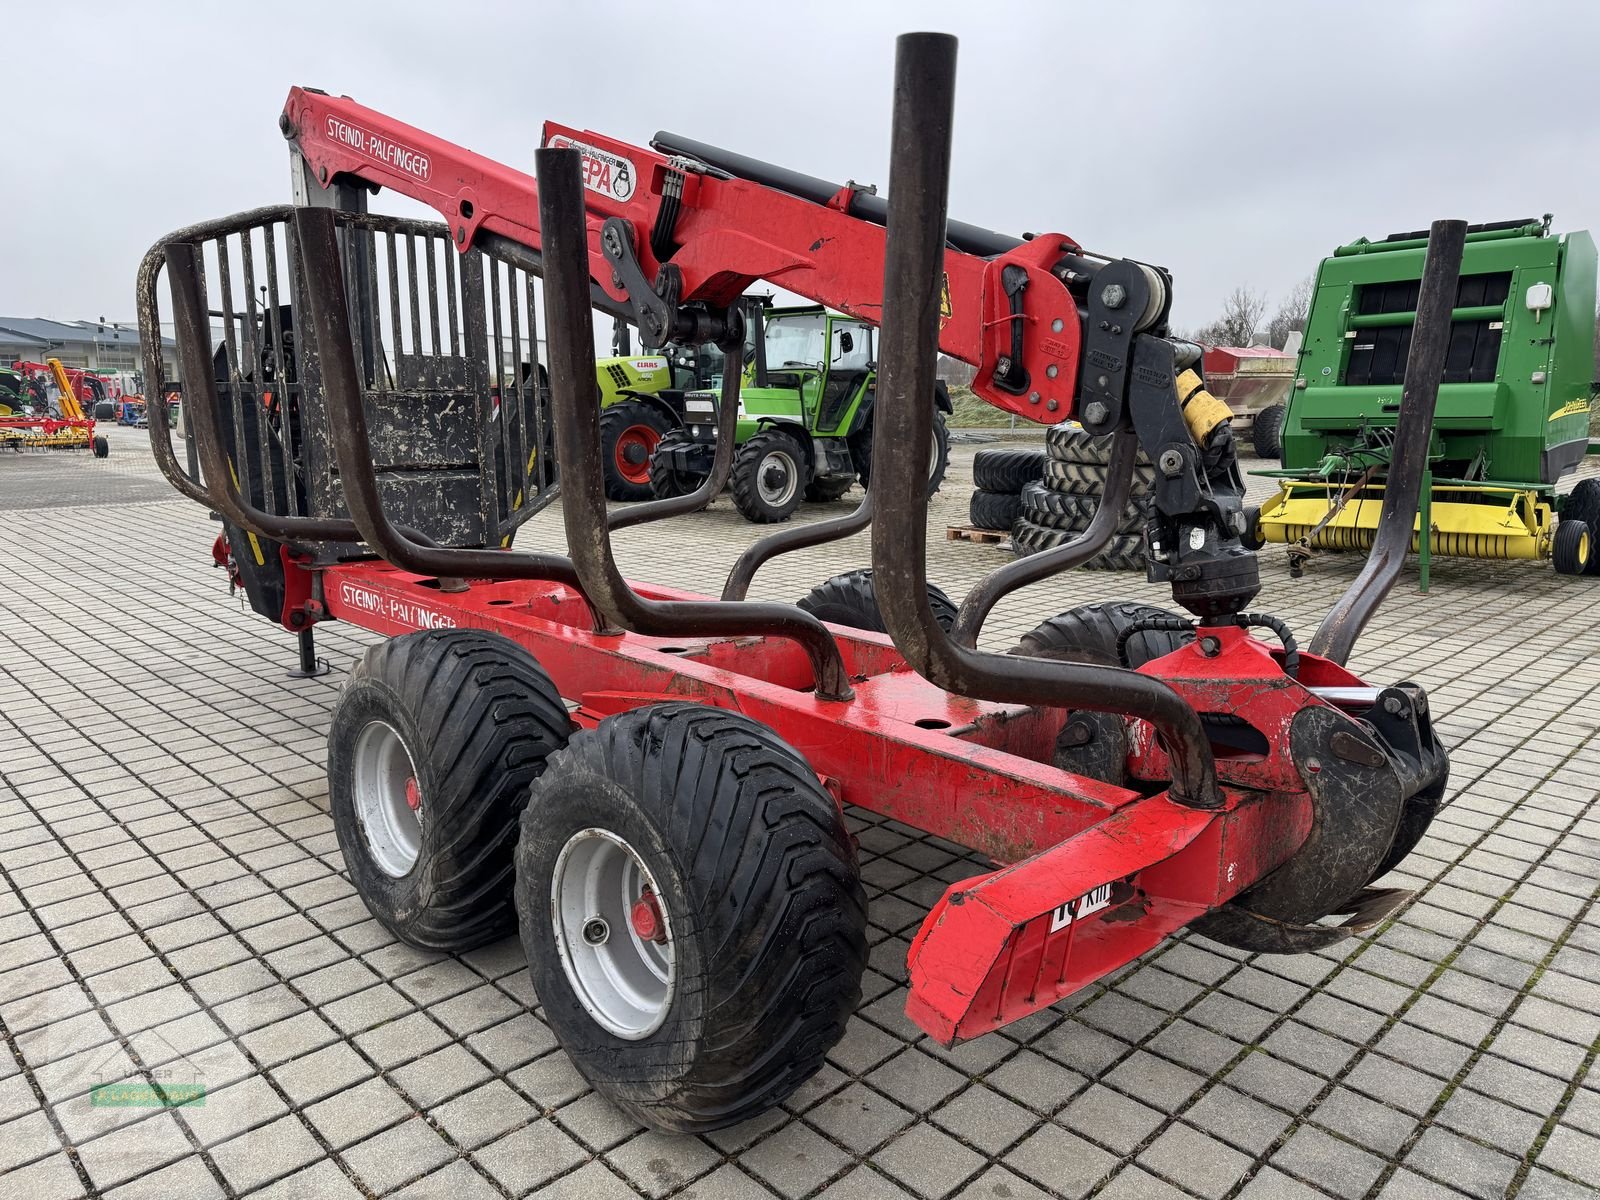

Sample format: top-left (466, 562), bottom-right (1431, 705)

top-left (1256, 481), bottom-right (1559, 578)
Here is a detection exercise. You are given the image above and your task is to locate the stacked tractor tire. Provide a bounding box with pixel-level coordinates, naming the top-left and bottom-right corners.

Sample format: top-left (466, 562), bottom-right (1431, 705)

top-left (970, 426), bottom-right (1151, 571)
top-left (968, 446), bottom-right (1044, 533)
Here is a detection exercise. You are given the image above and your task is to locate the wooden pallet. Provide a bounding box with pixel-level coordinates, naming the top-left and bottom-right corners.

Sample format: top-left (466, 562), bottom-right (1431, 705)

top-left (946, 524), bottom-right (1011, 547)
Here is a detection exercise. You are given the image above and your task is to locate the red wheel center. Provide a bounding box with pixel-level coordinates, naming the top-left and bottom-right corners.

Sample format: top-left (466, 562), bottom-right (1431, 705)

top-left (614, 426), bottom-right (660, 483)
top-left (404, 776), bottom-right (421, 811)
top-left (630, 889), bottom-right (666, 943)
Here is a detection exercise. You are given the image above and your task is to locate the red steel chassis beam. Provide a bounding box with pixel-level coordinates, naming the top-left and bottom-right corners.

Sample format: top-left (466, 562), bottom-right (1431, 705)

top-left (280, 88), bottom-right (1087, 424)
top-left (320, 559), bottom-right (1366, 1043)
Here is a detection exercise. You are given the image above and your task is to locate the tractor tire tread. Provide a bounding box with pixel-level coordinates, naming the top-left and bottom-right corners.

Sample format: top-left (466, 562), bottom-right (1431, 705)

top-left (968, 488), bottom-right (1023, 531)
top-left (971, 448), bottom-right (1045, 493)
top-left (1020, 480), bottom-right (1150, 533)
top-left (601, 402), bottom-right (674, 502)
top-left (1011, 600), bottom-right (1194, 667)
top-left (731, 429), bottom-right (808, 523)
top-left (1042, 457), bottom-right (1156, 496)
top-left (1046, 424), bottom-right (1153, 467)
top-left (796, 568), bottom-right (958, 633)
top-left (1009, 518), bottom-right (1145, 570)
top-left (1250, 403), bottom-right (1287, 460)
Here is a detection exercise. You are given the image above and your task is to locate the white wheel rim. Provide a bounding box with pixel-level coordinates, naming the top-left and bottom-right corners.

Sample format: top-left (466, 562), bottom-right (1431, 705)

top-left (352, 720), bottom-right (422, 878)
top-left (550, 828), bottom-right (675, 1040)
top-left (757, 449), bottom-right (799, 507)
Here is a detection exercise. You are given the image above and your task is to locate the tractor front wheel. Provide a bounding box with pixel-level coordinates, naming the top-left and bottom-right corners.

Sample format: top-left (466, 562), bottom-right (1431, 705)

top-left (647, 431), bottom-right (707, 499)
top-left (514, 703), bottom-right (866, 1133)
top-left (328, 630), bottom-right (572, 951)
top-left (600, 402), bottom-right (673, 502)
top-left (731, 429), bottom-right (809, 523)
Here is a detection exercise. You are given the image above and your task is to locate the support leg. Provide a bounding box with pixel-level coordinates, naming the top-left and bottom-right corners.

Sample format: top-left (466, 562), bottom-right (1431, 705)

top-left (286, 628), bottom-right (330, 679)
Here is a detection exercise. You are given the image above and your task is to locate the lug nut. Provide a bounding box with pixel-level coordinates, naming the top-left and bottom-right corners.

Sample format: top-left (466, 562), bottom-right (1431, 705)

top-left (582, 917), bottom-right (609, 946)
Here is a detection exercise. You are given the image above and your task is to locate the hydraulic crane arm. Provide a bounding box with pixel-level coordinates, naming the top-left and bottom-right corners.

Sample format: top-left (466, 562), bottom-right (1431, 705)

top-left (282, 86), bottom-right (1165, 427)
top-left (280, 86), bottom-right (1258, 617)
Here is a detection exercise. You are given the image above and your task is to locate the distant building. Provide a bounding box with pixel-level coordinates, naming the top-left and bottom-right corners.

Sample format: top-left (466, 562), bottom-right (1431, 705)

top-left (0, 317), bottom-right (176, 379)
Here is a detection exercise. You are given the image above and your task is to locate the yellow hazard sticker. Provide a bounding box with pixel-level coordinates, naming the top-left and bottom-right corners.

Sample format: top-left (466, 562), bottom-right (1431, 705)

top-left (1549, 399), bottom-right (1591, 421)
top-left (939, 273), bottom-right (952, 322)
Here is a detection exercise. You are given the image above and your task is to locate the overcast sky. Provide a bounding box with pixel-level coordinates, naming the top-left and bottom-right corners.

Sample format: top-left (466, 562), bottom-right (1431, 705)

top-left (6, 0), bottom-right (1599, 336)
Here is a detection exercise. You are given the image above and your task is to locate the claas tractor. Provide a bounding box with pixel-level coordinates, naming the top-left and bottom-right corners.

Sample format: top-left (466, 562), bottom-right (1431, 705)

top-left (139, 34), bottom-right (1459, 1135)
top-left (650, 299), bottom-right (952, 521)
top-left (595, 341), bottom-right (725, 500)
top-left (1252, 216), bottom-right (1600, 583)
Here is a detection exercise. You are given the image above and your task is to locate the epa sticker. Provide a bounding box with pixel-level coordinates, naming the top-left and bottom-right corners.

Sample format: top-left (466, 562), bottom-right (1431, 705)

top-left (547, 135), bottom-right (636, 202)
top-left (1048, 883), bottom-right (1113, 933)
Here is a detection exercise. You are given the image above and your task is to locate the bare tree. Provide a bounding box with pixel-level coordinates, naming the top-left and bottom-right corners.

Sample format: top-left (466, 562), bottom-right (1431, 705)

top-left (1266, 276), bottom-right (1314, 349)
top-left (1191, 286), bottom-right (1268, 347)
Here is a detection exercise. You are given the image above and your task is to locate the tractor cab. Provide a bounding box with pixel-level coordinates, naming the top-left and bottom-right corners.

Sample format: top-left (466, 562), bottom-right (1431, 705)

top-left (654, 302), bottom-right (947, 523)
top-left (746, 306), bottom-right (877, 437)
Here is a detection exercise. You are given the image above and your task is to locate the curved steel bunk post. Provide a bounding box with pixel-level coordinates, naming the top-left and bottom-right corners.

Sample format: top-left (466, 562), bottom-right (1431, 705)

top-left (535, 146), bottom-right (855, 702)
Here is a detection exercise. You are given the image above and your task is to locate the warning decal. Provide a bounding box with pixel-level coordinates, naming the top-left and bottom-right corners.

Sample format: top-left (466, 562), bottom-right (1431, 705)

top-left (1048, 883), bottom-right (1113, 934)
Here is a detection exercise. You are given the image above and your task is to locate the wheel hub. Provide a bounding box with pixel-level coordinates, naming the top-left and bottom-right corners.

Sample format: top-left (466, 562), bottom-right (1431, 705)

top-left (630, 888), bottom-right (667, 943)
top-left (615, 426), bottom-right (660, 483)
top-left (351, 721), bottom-right (422, 878)
top-left (758, 453), bottom-right (796, 506)
top-left (550, 828), bottom-right (675, 1040)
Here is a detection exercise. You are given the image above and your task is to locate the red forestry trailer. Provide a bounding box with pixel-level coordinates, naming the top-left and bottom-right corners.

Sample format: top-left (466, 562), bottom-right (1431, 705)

top-left (137, 34), bottom-right (1457, 1133)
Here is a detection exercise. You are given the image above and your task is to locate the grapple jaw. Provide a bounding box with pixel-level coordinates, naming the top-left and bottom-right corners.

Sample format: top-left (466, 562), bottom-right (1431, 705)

top-left (1188, 681), bottom-right (1449, 954)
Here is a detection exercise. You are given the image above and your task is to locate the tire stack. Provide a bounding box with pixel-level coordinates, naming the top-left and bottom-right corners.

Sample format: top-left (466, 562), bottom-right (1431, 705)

top-left (1012, 425), bottom-right (1155, 571)
top-left (968, 447), bottom-right (1045, 532)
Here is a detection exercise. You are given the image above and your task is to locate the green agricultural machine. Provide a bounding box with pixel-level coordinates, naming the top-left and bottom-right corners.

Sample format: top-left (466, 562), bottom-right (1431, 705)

top-left (595, 343), bottom-right (725, 500)
top-left (649, 301), bottom-right (951, 522)
top-left (1253, 217), bottom-right (1600, 583)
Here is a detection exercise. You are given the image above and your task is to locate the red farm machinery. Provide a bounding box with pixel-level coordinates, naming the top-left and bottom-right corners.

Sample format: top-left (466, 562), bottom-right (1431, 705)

top-left (137, 35), bottom-right (1457, 1133)
top-left (1, 358), bottom-right (108, 455)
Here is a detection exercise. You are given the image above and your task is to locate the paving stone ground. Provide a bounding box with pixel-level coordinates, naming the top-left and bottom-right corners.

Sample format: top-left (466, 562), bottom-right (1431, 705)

top-left (1, 423), bottom-right (1597, 1199)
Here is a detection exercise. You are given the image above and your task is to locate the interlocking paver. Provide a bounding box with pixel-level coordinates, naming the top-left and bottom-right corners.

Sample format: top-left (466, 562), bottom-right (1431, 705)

top-left (1139, 1121), bottom-right (1254, 1198)
top-left (1270, 1125), bottom-right (1386, 1198)
top-left (4, 429), bottom-right (1600, 1198)
top-left (740, 1120), bottom-right (852, 1197)
top-left (1002, 1123), bottom-right (1116, 1198)
top-left (340, 1114), bottom-right (456, 1194)
top-left (809, 1081), bottom-right (915, 1154)
top-left (303, 1074), bottom-right (413, 1148)
top-left (1403, 1125), bottom-right (1521, 1199)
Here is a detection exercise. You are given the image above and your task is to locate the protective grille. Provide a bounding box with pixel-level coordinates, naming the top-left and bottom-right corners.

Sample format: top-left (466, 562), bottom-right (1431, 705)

top-left (137, 206), bottom-right (553, 562)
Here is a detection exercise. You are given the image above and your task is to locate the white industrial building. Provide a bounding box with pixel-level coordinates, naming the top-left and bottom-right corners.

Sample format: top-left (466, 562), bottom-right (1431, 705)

top-left (0, 317), bottom-right (176, 377)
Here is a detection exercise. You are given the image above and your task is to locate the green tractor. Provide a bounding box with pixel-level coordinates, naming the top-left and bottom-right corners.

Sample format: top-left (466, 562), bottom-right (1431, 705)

top-left (647, 302), bottom-right (952, 522)
top-left (596, 342), bottom-right (726, 500)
